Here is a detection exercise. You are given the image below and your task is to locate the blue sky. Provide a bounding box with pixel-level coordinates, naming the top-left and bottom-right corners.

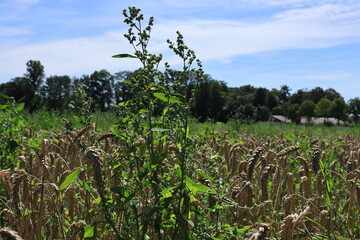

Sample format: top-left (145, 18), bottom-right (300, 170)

top-left (0, 0), bottom-right (359, 100)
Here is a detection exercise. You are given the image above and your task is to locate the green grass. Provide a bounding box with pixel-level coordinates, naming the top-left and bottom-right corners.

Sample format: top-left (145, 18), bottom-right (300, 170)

top-left (190, 120), bottom-right (360, 138)
top-left (23, 109), bottom-right (118, 132)
top-left (23, 110), bottom-right (360, 137)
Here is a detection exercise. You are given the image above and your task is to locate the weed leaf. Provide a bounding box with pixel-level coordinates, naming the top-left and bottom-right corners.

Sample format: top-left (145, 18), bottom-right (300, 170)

top-left (16, 102), bottom-right (25, 111)
top-left (83, 224), bottom-right (95, 239)
top-left (58, 168), bottom-right (80, 191)
top-left (154, 92), bottom-right (182, 103)
top-left (185, 176), bottom-right (216, 195)
top-left (112, 53), bottom-right (137, 58)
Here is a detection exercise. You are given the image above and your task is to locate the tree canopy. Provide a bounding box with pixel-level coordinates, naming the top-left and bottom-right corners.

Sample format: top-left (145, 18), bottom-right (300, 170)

top-left (0, 60), bottom-right (358, 124)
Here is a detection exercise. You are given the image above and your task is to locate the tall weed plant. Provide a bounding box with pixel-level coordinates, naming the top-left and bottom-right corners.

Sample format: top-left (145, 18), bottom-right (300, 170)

top-left (0, 95), bottom-right (26, 170)
top-left (86, 6), bottom-right (209, 239)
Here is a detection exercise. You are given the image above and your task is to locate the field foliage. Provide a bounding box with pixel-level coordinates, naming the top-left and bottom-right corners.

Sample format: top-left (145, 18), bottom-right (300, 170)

top-left (0, 7), bottom-right (359, 240)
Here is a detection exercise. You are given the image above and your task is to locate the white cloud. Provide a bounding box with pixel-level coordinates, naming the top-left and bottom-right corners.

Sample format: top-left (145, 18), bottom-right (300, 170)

top-left (0, 0), bottom-right (42, 21)
top-left (274, 3), bottom-right (360, 21)
top-left (151, 7), bottom-right (360, 62)
top-left (0, 31), bottom-right (144, 79)
top-left (0, 0), bottom-right (42, 12)
top-left (250, 0), bottom-right (350, 7)
top-left (1, 4), bottom-right (360, 80)
top-left (309, 72), bottom-right (353, 80)
top-left (0, 26), bottom-right (32, 37)
top-left (1, 0), bottom-right (359, 95)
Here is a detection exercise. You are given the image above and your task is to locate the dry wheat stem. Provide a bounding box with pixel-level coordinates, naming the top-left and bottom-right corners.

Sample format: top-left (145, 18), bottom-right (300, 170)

top-left (0, 228), bottom-right (24, 240)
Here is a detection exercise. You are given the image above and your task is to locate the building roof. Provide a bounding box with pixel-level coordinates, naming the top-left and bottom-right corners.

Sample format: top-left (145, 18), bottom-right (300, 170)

top-left (271, 115), bottom-right (291, 123)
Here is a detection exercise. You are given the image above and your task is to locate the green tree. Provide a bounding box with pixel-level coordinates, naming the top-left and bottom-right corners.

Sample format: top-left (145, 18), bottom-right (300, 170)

top-left (208, 80), bottom-right (228, 122)
top-left (324, 88), bottom-right (342, 101)
top-left (308, 87), bottom-right (325, 104)
top-left (287, 103), bottom-right (300, 123)
top-left (77, 70), bottom-right (114, 111)
top-left (254, 105), bottom-right (270, 121)
top-left (22, 60), bottom-right (45, 111)
top-left (348, 97), bottom-right (360, 124)
top-left (281, 102), bottom-right (299, 123)
top-left (290, 89), bottom-right (308, 105)
top-left (4, 60), bottom-right (46, 111)
top-left (226, 85), bottom-right (255, 119)
top-left (253, 87), bottom-right (268, 107)
top-left (193, 76), bottom-right (227, 122)
top-left (113, 71), bottom-right (134, 103)
top-left (237, 103), bottom-right (255, 120)
top-left (0, 78), bottom-right (29, 103)
top-left (299, 100), bottom-right (316, 123)
top-left (24, 60), bottom-right (45, 96)
top-left (42, 75), bottom-right (71, 110)
top-left (193, 80), bottom-right (210, 121)
top-left (315, 98), bottom-right (331, 117)
top-left (279, 85), bottom-right (291, 104)
top-left (266, 91), bottom-right (279, 110)
top-left (329, 98), bottom-right (347, 123)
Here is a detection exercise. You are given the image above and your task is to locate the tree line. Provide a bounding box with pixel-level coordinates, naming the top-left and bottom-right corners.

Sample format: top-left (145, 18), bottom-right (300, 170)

top-left (1, 60), bottom-right (359, 124)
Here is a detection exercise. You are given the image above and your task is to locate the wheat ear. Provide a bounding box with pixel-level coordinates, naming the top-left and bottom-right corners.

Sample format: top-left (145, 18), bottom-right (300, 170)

top-left (0, 228), bottom-right (24, 240)
top-left (247, 147), bottom-right (264, 181)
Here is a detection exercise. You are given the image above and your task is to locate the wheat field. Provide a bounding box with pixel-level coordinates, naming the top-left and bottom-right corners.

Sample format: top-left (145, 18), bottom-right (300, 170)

top-left (0, 124), bottom-right (359, 239)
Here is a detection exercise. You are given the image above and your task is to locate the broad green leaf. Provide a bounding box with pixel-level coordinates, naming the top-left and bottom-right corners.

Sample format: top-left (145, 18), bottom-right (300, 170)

top-left (92, 197), bottom-right (101, 204)
top-left (58, 168), bottom-right (80, 191)
top-left (73, 115), bottom-right (81, 123)
top-left (118, 100), bottom-right (131, 107)
top-left (187, 219), bottom-right (194, 227)
top-left (138, 109), bottom-right (147, 114)
top-left (162, 106), bottom-right (169, 116)
top-left (153, 92), bottom-right (182, 103)
top-left (213, 205), bottom-right (224, 210)
top-left (161, 187), bottom-right (175, 199)
top-left (306, 217), bottom-right (327, 231)
top-left (123, 80), bottom-right (132, 84)
top-left (196, 171), bottom-right (215, 183)
top-left (79, 180), bottom-right (91, 192)
top-left (0, 104), bottom-right (7, 110)
top-left (83, 224), bottom-right (95, 238)
top-left (22, 209), bottom-right (39, 217)
top-left (112, 53), bottom-right (137, 58)
top-left (236, 225), bottom-right (251, 234)
top-left (185, 176), bottom-right (216, 195)
top-left (0, 93), bottom-right (10, 99)
top-left (16, 102), bottom-right (25, 111)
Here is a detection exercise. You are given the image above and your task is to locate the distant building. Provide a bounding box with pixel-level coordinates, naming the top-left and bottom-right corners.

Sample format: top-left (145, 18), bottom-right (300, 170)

top-left (270, 115), bottom-right (291, 123)
top-left (300, 117), bottom-right (344, 125)
top-left (270, 115), bottom-right (344, 125)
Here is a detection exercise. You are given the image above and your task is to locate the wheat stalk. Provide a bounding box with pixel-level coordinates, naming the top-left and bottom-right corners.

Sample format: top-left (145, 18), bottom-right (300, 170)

top-left (260, 166), bottom-right (271, 202)
top-left (280, 205), bottom-right (311, 240)
top-left (277, 145), bottom-right (300, 157)
top-left (311, 147), bottom-right (321, 174)
top-left (247, 147), bottom-right (264, 181)
top-left (0, 228), bottom-right (24, 240)
top-left (300, 176), bottom-right (311, 200)
top-left (249, 223), bottom-right (271, 240)
top-left (86, 147), bottom-right (104, 192)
